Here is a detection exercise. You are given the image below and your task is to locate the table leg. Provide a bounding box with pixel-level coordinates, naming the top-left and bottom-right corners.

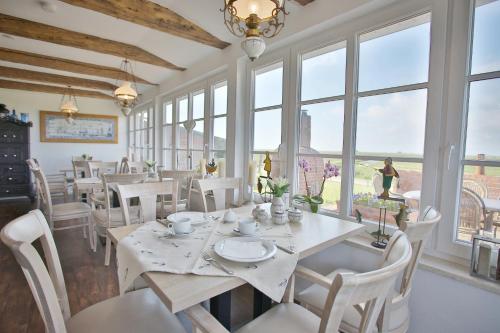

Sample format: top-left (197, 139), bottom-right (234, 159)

top-left (253, 288), bottom-right (272, 318)
top-left (210, 291), bottom-right (231, 330)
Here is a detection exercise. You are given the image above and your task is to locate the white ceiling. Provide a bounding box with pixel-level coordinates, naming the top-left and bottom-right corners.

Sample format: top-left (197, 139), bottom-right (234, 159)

top-left (0, 0), bottom-right (304, 95)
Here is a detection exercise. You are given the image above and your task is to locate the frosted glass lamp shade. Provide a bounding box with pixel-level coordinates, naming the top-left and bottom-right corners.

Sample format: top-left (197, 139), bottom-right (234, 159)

top-left (241, 36), bottom-right (266, 61)
top-left (114, 81), bottom-right (138, 101)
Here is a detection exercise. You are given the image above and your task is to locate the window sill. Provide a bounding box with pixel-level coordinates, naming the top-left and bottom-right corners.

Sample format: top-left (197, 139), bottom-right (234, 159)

top-left (343, 234), bottom-right (500, 296)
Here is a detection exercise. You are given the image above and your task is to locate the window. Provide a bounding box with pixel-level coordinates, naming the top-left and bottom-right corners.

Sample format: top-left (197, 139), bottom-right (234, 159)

top-left (160, 77), bottom-right (228, 171)
top-left (297, 42), bottom-right (347, 212)
top-left (251, 62), bottom-right (283, 185)
top-left (211, 81), bottom-right (228, 175)
top-left (352, 13), bottom-right (431, 225)
top-left (128, 104), bottom-right (154, 161)
top-left (456, 0), bottom-right (500, 242)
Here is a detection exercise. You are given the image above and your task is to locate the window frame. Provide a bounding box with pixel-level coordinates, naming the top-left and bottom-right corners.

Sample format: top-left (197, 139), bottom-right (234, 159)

top-left (128, 102), bottom-right (155, 161)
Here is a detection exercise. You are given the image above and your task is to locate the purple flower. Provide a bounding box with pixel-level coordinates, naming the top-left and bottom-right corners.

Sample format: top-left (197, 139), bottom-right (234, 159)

top-left (298, 159), bottom-right (311, 172)
top-left (323, 161), bottom-right (340, 178)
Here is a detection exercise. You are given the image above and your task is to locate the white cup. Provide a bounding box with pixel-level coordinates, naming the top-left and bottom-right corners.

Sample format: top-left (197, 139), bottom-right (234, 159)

top-left (168, 217), bottom-right (192, 234)
top-left (238, 218), bottom-right (257, 235)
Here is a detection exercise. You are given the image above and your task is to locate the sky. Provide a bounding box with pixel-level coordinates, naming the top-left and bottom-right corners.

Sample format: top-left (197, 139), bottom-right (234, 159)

top-left (253, 1), bottom-right (500, 159)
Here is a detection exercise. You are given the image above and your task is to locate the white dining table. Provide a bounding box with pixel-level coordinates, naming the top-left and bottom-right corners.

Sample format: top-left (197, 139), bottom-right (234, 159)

top-left (108, 203), bottom-right (365, 329)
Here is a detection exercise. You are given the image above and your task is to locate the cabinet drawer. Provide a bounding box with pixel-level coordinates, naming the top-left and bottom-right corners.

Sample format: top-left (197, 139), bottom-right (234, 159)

top-left (0, 145), bottom-right (27, 163)
top-left (1, 164), bottom-right (28, 175)
top-left (0, 184), bottom-right (30, 196)
top-left (0, 126), bottom-right (27, 143)
top-left (0, 173), bottom-right (27, 184)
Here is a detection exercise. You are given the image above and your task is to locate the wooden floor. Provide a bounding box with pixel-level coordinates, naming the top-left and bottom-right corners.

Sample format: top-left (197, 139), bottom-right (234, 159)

top-left (0, 199), bottom-right (253, 332)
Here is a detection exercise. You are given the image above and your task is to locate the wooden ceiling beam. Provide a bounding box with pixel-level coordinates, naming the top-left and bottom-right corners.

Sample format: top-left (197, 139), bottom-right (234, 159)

top-left (0, 66), bottom-right (117, 91)
top-left (0, 79), bottom-right (114, 100)
top-left (0, 13), bottom-right (185, 70)
top-left (60, 0), bottom-right (230, 49)
top-left (0, 47), bottom-right (152, 85)
top-left (295, 0), bottom-right (315, 5)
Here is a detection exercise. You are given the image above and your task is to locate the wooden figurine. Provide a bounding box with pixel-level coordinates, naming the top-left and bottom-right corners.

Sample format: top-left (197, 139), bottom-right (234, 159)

top-left (378, 157), bottom-right (399, 199)
top-left (263, 152), bottom-right (272, 178)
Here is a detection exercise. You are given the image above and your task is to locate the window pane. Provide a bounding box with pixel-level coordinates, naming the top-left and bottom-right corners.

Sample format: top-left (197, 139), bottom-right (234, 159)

top-left (176, 150), bottom-right (188, 170)
top-left (471, 0), bottom-right (500, 74)
top-left (465, 79), bottom-right (500, 160)
top-left (193, 120), bottom-right (204, 150)
top-left (356, 89), bottom-right (427, 157)
top-left (255, 63), bottom-right (283, 109)
top-left (301, 43), bottom-right (346, 101)
top-left (162, 149), bottom-right (173, 170)
top-left (213, 117), bottom-right (227, 150)
top-left (163, 125), bottom-right (172, 149)
top-left (177, 125), bottom-right (187, 149)
top-left (214, 83), bottom-right (228, 116)
top-left (193, 91), bottom-right (205, 119)
top-left (297, 157), bottom-right (342, 212)
top-left (352, 160), bottom-right (422, 224)
top-left (212, 151), bottom-right (226, 161)
top-left (253, 109), bottom-right (281, 151)
top-left (164, 102), bottom-right (172, 124)
top-left (192, 150), bottom-right (204, 172)
top-left (359, 14), bottom-right (431, 92)
top-left (458, 166), bottom-right (500, 243)
top-left (178, 97), bottom-right (188, 122)
top-left (299, 101), bottom-right (344, 155)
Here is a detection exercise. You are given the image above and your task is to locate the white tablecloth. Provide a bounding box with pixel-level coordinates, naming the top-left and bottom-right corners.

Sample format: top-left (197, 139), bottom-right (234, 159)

top-left (116, 212), bottom-right (299, 302)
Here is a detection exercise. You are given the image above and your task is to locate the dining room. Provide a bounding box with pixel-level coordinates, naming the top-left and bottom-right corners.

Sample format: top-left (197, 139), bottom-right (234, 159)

top-left (1, 1), bottom-right (500, 333)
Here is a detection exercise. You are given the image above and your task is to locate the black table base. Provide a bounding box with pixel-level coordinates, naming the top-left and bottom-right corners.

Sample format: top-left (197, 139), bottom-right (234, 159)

top-left (253, 288), bottom-right (272, 318)
top-left (210, 291), bottom-right (232, 330)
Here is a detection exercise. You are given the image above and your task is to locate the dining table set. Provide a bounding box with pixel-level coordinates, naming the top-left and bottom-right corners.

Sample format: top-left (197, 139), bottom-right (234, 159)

top-left (108, 203), bottom-right (365, 329)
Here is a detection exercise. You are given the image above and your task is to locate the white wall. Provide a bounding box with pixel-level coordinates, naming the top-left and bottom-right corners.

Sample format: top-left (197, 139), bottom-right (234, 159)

top-left (298, 243), bottom-right (500, 333)
top-left (0, 88), bottom-right (127, 174)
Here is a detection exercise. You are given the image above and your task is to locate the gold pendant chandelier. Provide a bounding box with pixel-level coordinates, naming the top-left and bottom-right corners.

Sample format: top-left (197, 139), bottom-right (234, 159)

top-left (114, 59), bottom-right (139, 116)
top-left (59, 85), bottom-right (79, 124)
top-left (222, 0), bottom-right (288, 61)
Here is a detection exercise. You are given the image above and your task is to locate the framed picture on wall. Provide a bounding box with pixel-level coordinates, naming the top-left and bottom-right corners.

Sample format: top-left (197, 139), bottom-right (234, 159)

top-left (39, 111), bottom-right (118, 144)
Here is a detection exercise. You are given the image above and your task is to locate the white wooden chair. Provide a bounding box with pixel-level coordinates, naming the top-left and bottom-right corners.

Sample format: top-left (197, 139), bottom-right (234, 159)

top-left (72, 160), bottom-right (91, 179)
top-left (87, 161), bottom-right (118, 178)
top-left (125, 160), bottom-right (147, 174)
top-left (187, 231), bottom-right (412, 333)
top-left (31, 168), bottom-right (94, 250)
top-left (90, 173), bottom-right (148, 265)
top-left (295, 208), bottom-right (441, 333)
top-left (0, 209), bottom-right (188, 333)
top-left (27, 159), bottom-right (69, 203)
top-left (158, 170), bottom-right (199, 217)
top-left (116, 180), bottom-right (178, 226)
top-left (194, 177), bottom-right (243, 212)
top-left (119, 157), bottom-right (128, 173)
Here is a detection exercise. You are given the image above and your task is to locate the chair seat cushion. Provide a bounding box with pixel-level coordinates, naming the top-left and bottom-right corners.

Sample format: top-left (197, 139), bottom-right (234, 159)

top-left (235, 303), bottom-right (320, 333)
top-left (297, 268), bottom-right (405, 333)
top-left (52, 202), bottom-right (90, 220)
top-left (93, 207), bottom-right (140, 228)
top-left (67, 289), bottom-right (187, 333)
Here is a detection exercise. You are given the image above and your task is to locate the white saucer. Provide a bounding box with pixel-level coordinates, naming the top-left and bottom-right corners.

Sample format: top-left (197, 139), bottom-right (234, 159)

top-left (168, 226), bottom-right (194, 238)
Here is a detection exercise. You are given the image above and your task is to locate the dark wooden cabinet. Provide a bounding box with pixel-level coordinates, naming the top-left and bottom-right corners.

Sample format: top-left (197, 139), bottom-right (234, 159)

top-left (0, 117), bottom-right (33, 200)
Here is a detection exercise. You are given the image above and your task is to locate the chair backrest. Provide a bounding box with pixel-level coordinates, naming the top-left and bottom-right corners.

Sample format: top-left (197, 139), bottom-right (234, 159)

top-left (72, 160), bottom-right (91, 179)
top-left (100, 173), bottom-right (149, 225)
top-left (397, 207), bottom-right (441, 298)
top-left (319, 231), bottom-right (412, 333)
top-left (194, 177), bottom-right (243, 212)
top-left (125, 160), bottom-right (147, 174)
top-left (459, 188), bottom-right (485, 235)
top-left (26, 158), bottom-right (38, 169)
top-left (1, 210), bottom-right (70, 332)
top-left (463, 179), bottom-right (488, 198)
top-left (159, 170), bottom-right (200, 204)
top-left (117, 180), bottom-right (178, 225)
top-left (87, 161), bottom-right (118, 178)
top-left (31, 168), bottom-right (54, 221)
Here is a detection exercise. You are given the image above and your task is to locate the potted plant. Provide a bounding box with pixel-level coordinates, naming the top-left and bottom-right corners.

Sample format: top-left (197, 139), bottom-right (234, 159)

top-left (267, 177), bottom-right (290, 215)
top-left (145, 160), bottom-right (157, 176)
top-left (294, 159), bottom-right (339, 213)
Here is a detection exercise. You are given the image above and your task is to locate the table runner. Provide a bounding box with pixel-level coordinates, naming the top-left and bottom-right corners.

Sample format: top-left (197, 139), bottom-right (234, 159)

top-left (116, 212), bottom-right (299, 302)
